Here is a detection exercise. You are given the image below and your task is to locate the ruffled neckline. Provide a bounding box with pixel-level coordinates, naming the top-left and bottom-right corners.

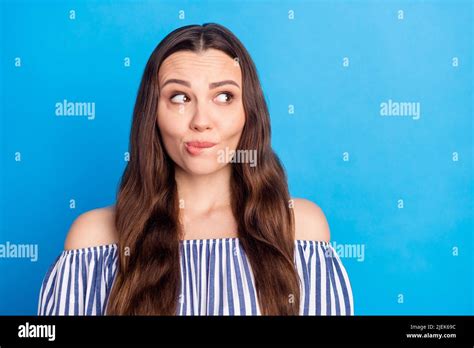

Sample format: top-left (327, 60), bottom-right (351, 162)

top-left (62, 237), bottom-right (331, 255)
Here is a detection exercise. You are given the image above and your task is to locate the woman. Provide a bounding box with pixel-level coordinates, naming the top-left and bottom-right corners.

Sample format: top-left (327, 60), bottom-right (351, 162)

top-left (38, 23), bottom-right (354, 316)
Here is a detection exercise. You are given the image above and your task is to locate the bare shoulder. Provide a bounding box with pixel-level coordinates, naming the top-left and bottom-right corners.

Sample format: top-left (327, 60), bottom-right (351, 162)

top-left (64, 205), bottom-right (118, 250)
top-left (291, 198), bottom-right (331, 242)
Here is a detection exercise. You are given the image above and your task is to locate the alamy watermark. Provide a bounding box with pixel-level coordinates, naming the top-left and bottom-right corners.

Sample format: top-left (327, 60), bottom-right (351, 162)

top-left (380, 99), bottom-right (421, 120)
top-left (217, 147), bottom-right (257, 167)
top-left (18, 322), bottom-right (55, 341)
top-left (55, 99), bottom-right (96, 120)
top-left (326, 241), bottom-right (365, 262)
top-left (0, 241), bottom-right (38, 262)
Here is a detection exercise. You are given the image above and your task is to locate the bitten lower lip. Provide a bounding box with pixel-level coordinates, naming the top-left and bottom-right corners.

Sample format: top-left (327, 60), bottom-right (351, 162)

top-left (185, 141), bottom-right (217, 155)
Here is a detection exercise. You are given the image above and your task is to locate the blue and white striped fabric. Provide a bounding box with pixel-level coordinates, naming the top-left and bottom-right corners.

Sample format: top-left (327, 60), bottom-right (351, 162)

top-left (38, 238), bottom-right (354, 315)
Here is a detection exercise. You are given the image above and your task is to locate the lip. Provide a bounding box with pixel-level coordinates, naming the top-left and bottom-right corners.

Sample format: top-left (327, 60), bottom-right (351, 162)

top-left (184, 141), bottom-right (217, 155)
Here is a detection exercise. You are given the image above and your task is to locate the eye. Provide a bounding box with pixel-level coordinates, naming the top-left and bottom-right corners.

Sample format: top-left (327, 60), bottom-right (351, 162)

top-left (214, 92), bottom-right (234, 104)
top-left (170, 93), bottom-right (190, 104)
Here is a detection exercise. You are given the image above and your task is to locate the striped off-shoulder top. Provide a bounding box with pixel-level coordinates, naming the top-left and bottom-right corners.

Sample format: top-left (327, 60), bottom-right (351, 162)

top-left (38, 238), bottom-right (354, 315)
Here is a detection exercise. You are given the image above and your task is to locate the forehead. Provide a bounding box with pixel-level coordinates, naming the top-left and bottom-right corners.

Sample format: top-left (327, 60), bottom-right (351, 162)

top-left (158, 49), bottom-right (241, 85)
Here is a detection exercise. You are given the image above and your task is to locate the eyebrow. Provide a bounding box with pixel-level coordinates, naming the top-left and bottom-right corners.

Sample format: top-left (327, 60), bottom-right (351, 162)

top-left (160, 78), bottom-right (240, 89)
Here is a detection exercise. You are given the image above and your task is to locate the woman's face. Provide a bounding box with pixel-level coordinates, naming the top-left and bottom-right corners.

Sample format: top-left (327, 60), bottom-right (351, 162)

top-left (157, 48), bottom-right (245, 176)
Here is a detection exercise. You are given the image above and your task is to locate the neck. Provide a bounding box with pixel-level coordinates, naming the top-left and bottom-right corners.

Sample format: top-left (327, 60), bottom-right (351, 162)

top-left (175, 165), bottom-right (232, 214)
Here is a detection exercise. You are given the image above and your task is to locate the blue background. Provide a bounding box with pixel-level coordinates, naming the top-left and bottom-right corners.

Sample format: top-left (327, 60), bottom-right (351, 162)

top-left (0, 0), bottom-right (472, 315)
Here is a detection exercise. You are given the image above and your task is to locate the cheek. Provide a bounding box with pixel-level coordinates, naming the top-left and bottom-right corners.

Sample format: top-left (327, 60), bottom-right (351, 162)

top-left (158, 99), bottom-right (186, 133)
top-left (219, 108), bottom-right (245, 143)
top-left (157, 103), bottom-right (186, 152)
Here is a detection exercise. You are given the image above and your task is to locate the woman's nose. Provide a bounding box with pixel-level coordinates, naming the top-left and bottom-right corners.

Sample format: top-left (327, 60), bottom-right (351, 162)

top-left (189, 99), bottom-right (213, 131)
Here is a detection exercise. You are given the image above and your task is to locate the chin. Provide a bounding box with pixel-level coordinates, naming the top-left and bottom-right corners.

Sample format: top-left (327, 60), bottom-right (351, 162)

top-left (181, 160), bottom-right (225, 176)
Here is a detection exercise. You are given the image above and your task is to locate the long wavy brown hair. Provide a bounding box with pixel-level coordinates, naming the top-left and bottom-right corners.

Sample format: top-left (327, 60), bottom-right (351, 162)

top-left (106, 23), bottom-right (300, 315)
